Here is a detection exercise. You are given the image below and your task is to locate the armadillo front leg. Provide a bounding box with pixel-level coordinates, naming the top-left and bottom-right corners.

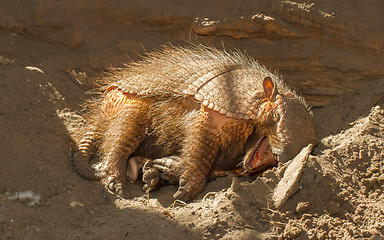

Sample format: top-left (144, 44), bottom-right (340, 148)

top-left (99, 99), bottom-right (150, 198)
top-left (173, 109), bottom-right (219, 201)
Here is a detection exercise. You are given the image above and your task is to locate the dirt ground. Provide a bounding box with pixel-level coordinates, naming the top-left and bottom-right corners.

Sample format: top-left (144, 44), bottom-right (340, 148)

top-left (1, 1), bottom-right (384, 240)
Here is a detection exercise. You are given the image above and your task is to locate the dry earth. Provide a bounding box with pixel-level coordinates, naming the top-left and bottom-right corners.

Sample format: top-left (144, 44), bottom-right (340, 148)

top-left (1, 1), bottom-right (384, 239)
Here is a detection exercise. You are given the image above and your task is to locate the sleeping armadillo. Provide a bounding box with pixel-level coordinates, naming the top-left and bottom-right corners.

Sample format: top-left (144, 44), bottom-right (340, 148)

top-left (73, 45), bottom-right (317, 201)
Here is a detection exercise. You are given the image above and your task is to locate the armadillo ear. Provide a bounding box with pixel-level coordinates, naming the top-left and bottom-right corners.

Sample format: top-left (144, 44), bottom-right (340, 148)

top-left (263, 76), bottom-right (279, 101)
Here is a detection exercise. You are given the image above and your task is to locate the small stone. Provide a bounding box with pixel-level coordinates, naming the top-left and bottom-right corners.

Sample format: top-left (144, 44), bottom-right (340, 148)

top-left (283, 220), bottom-right (302, 239)
top-left (296, 201), bottom-right (309, 213)
top-left (273, 144), bottom-right (313, 208)
top-left (147, 198), bottom-right (163, 208)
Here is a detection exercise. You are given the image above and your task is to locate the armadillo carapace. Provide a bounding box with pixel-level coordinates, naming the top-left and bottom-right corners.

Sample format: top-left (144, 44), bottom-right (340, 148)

top-left (74, 45), bottom-right (317, 201)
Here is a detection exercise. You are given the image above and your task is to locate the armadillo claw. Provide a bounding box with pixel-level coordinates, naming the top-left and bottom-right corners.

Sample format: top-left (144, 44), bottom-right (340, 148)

top-left (173, 186), bottom-right (188, 200)
top-left (106, 175), bottom-right (131, 198)
top-left (173, 176), bottom-right (190, 200)
top-left (142, 160), bottom-right (160, 192)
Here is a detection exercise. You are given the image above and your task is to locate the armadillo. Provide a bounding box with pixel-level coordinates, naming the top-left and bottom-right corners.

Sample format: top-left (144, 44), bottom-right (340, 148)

top-left (74, 45), bottom-right (317, 201)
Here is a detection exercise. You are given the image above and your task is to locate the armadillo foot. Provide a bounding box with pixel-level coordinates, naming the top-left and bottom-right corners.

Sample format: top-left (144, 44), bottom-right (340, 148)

top-left (152, 156), bottom-right (183, 184)
top-left (105, 175), bottom-right (131, 198)
top-left (173, 171), bottom-right (207, 202)
top-left (152, 156), bottom-right (207, 201)
top-left (142, 160), bottom-right (160, 192)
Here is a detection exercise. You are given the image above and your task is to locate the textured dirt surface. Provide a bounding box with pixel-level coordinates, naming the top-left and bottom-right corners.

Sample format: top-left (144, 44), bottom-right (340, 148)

top-left (1, 1), bottom-right (384, 239)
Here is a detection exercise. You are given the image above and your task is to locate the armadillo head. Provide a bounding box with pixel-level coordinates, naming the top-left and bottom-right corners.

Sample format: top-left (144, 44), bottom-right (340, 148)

top-left (243, 77), bottom-right (317, 173)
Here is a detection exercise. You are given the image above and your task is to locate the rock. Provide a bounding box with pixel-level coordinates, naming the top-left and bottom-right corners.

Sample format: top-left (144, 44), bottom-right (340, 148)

top-left (273, 144), bottom-right (313, 208)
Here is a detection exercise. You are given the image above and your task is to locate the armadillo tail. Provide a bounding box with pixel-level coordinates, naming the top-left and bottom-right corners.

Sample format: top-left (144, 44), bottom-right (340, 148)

top-left (73, 126), bottom-right (102, 181)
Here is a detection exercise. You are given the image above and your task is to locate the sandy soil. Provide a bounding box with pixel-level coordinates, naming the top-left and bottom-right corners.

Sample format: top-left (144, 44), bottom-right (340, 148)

top-left (1, 2), bottom-right (384, 239)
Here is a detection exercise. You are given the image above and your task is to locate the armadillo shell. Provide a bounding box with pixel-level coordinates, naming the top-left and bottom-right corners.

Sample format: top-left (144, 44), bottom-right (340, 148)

top-left (108, 46), bottom-right (281, 120)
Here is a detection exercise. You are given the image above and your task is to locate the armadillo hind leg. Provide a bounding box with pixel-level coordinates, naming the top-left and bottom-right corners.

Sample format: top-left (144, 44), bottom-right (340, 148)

top-left (73, 124), bottom-right (101, 180)
top-left (172, 109), bottom-right (220, 201)
top-left (99, 99), bottom-right (150, 198)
